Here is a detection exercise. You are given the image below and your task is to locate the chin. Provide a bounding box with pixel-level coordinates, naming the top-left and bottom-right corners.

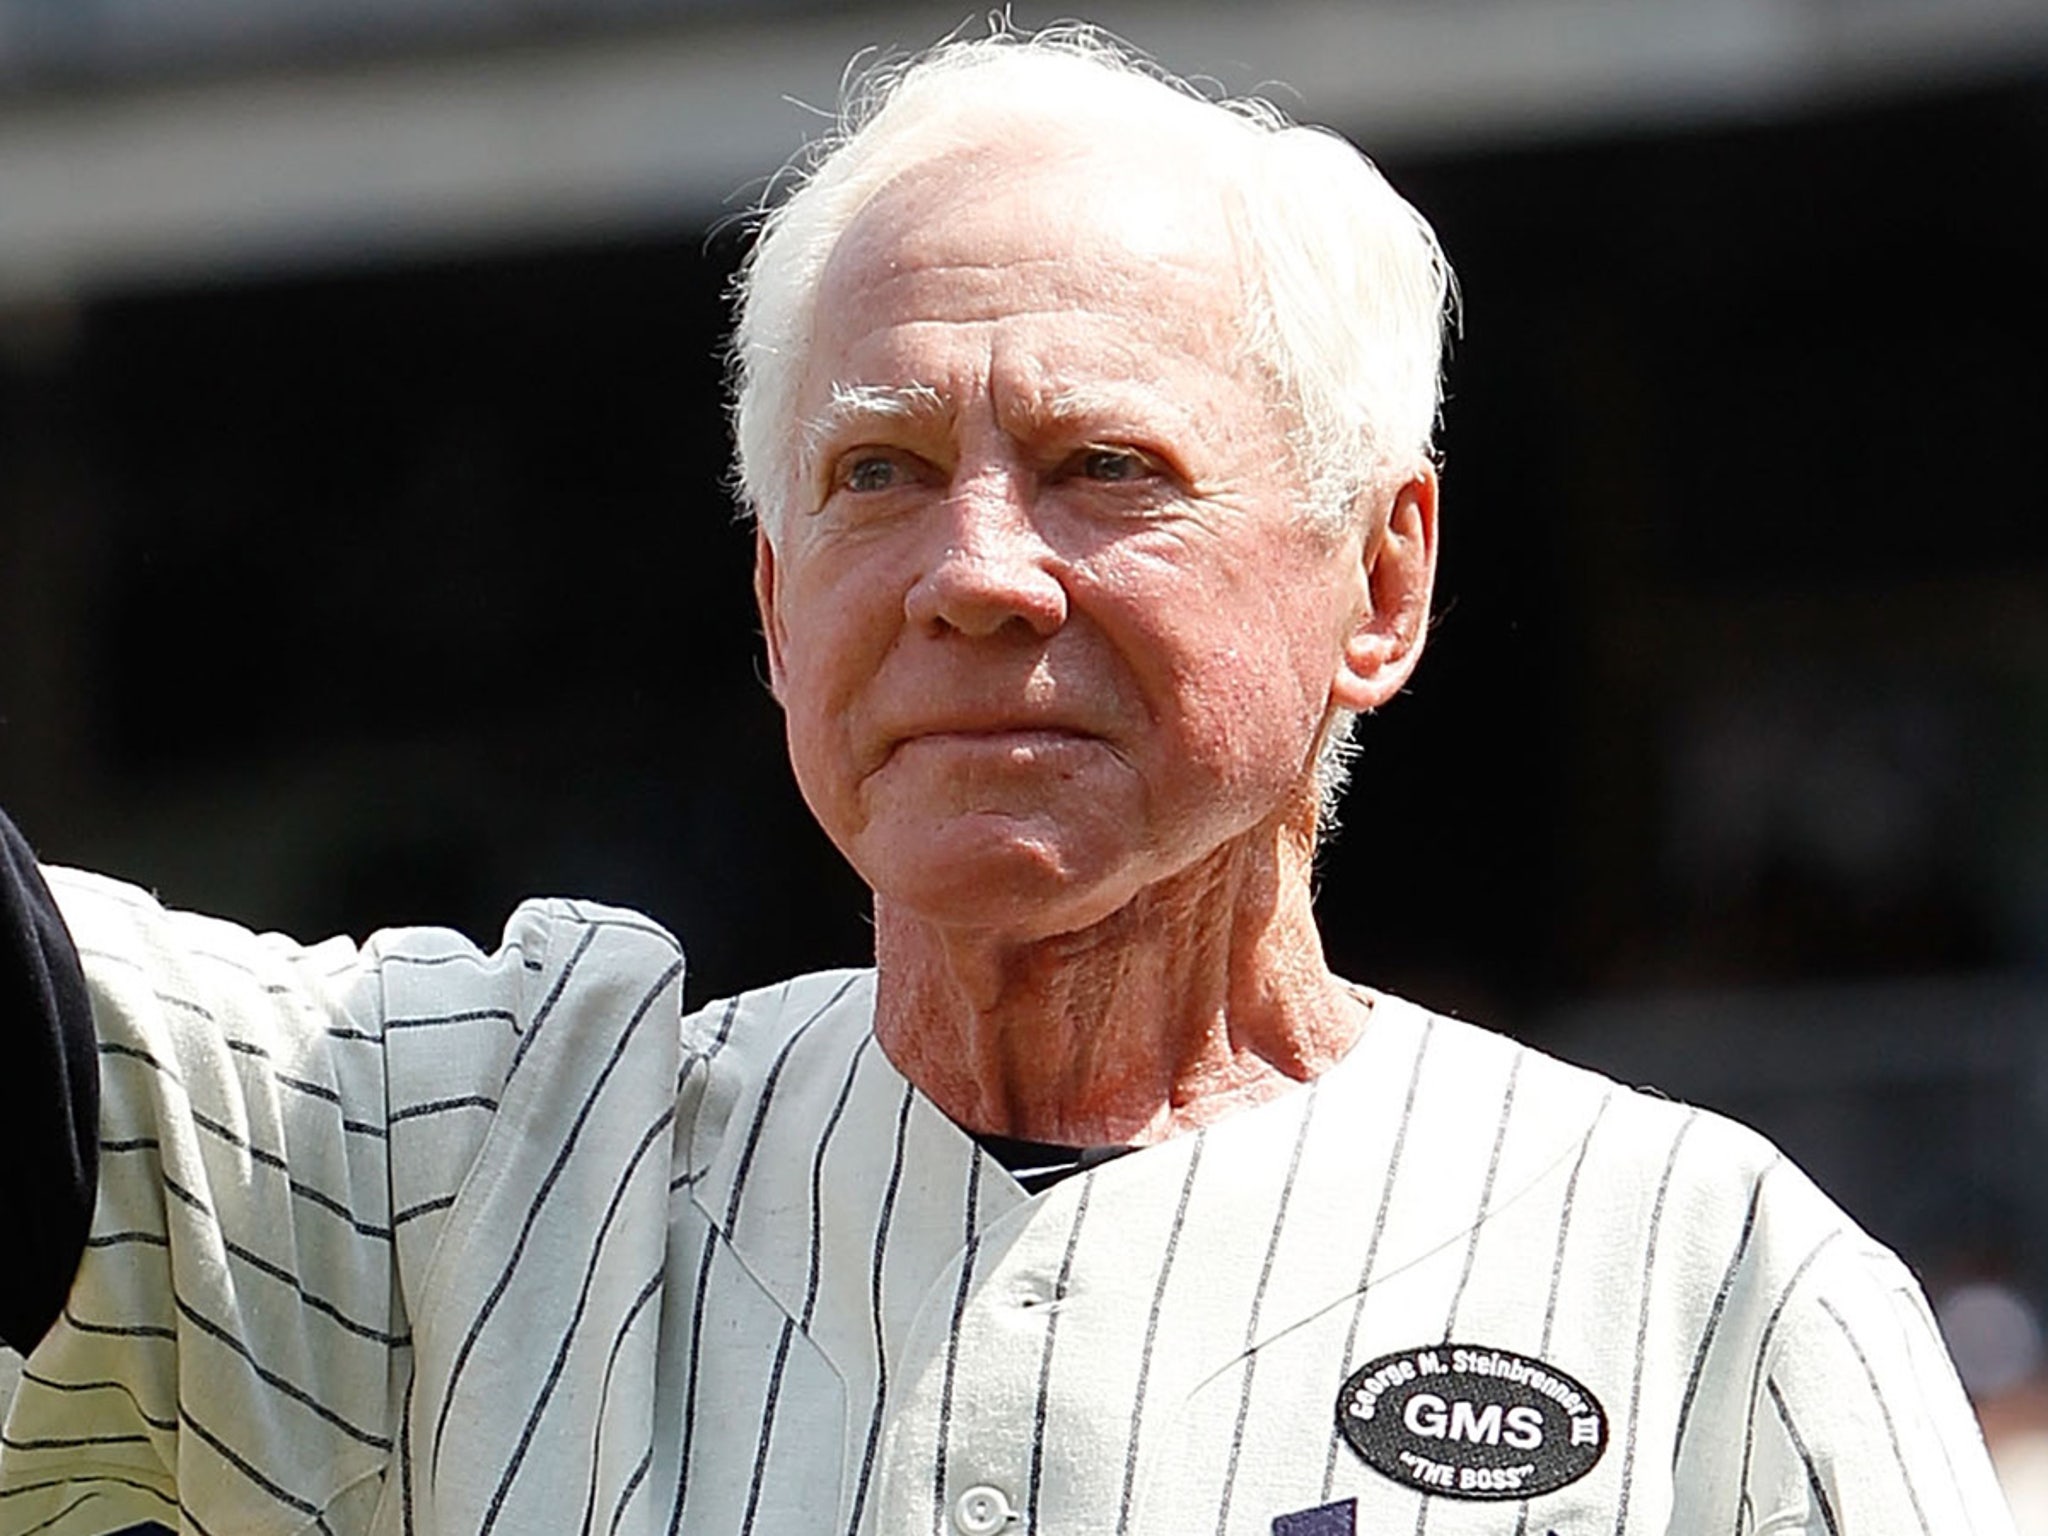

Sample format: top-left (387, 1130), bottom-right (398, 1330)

top-left (861, 815), bottom-right (1146, 940)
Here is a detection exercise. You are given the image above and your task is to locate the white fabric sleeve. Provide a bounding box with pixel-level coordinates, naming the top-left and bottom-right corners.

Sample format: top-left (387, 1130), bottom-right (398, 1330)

top-left (1748, 1239), bottom-right (2017, 1535)
top-left (0, 869), bottom-right (554, 1536)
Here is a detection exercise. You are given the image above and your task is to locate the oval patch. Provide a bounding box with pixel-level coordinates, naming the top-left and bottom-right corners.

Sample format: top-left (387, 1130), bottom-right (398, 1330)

top-left (1334, 1343), bottom-right (1608, 1501)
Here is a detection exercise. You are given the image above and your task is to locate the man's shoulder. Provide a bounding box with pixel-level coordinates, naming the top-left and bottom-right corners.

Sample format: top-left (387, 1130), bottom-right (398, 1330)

top-left (49, 866), bottom-right (691, 1052)
top-left (679, 966), bottom-right (878, 1063)
top-left (1375, 993), bottom-right (1837, 1242)
top-left (1391, 994), bottom-right (1784, 1161)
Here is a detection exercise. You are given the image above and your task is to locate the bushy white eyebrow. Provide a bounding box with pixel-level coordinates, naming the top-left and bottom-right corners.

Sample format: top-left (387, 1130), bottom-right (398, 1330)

top-left (1036, 385), bottom-right (1150, 426)
top-left (797, 382), bottom-right (947, 472)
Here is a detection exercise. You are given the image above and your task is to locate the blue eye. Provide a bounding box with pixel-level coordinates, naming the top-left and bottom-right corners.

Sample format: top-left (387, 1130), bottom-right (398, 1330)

top-left (843, 455), bottom-right (901, 493)
top-left (1078, 447), bottom-right (1152, 482)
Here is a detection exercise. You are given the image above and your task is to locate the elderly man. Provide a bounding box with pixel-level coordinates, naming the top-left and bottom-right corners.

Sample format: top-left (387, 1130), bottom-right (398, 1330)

top-left (0, 25), bottom-right (2015, 1536)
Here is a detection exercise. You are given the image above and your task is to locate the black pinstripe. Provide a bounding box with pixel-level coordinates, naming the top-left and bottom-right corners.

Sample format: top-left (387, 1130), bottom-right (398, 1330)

top-left (1116, 1128), bottom-right (1208, 1536)
top-left (97, 1052), bottom-right (395, 1237)
top-left (389, 1094), bottom-right (499, 1122)
top-left (59, 1304), bottom-right (173, 1341)
top-left (1540, 1090), bottom-right (1613, 1354)
top-left (379, 1007), bottom-right (519, 1030)
top-left (737, 1319), bottom-right (799, 1536)
top-left (576, 1267), bottom-right (666, 1536)
top-left (1814, 1293), bottom-right (1934, 1536)
top-left (1321, 1018), bottom-right (1436, 1501)
top-left (477, 1101), bottom-right (679, 1536)
top-left (1881, 1272), bottom-right (1977, 1518)
top-left (666, 1219), bottom-right (724, 1536)
top-left (215, 1228), bottom-right (403, 1344)
top-left (664, 999), bottom-right (749, 1536)
top-left (159, 1171), bottom-right (211, 1218)
top-left (428, 953), bottom-right (682, 1480)
top-left (721, 975), bottom-right (864, 1233)
top-left (392, 1194), bottom-right (457, 1226)
top-left (931, 1154), bottom-right (986, 1536)
top-left (84, 1229), bottom-right (170, 1248)
top-left (1732, 1230), bottom-right (1841, 1536)
top-left (1213, 1085), bottom-right (1320, 1536)
top-left (77, 925), bottom-right (346, 993)
top-left (1512, 1089), bottom-right (1614, 1536)
top-left (844, 1078), bottom-right (920, 1536)
top-left (16, 1489), bottom-right (109, 1536)
top-left (1671, 1158), bottom-right (1778, 1472)
top-left (103, 1031), bottom-right (385, 1155)
top-left (1610, 1110), bottom-right (1699, 1536)
top-left (667, 1002), bottom-right (749, 1193)
top-left (1766, 1377), bottom-right (1841, 1536)
top-left (504, 922), bottom-right (601, 1079)
top-left (1442, 1050), bottom-right (1526, 1337)
top-left (607, 1445), bottom-right (657, 1536)
top-left (179, 1402), bottom-right (333, 1525)
top-left (168, 1290), bottom-right (391, 1450)
top-left (151, 990), bottom-right (223, 1025)
top-left (1025, 1172), bottom-right (1095, 1532)
top-left (96, 1038), bottom-right (177, 1077)
top-left (804, 1035), bottom-right (878, 1326)
top-left (686, 978), bottom-right (865, 1534)
top-left (173, 1109), bottom-right (390, 1227)
top-left (262, 1177), bottom-right (390, 1239)
top-left (219, 1039), bottom-right (388, 1143)
top-left (1412, 1052), bottom-right (1526, 1536)
top-left (17, 1366), bottom-right (177, 1433)
top-left (0, 1473), bottom-right (178, 1515)
top-left (0, 1428), bottom-right (154, 1452)
top-left (400, 1347), bottom-right (418, 1536)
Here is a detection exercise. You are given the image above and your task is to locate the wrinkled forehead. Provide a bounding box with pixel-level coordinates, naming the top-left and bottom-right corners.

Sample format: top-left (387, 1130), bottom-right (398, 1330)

top-left (818, 116), bottom-right (1255, 329)
top-left (803, 134), bottom-right (1264, 437)
top-left (868, 128), bottom-right (1237, 244)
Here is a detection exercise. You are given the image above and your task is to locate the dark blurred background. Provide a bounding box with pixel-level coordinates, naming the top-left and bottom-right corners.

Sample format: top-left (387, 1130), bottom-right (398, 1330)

top-left (2, 0), bottom-right (2047, 1520)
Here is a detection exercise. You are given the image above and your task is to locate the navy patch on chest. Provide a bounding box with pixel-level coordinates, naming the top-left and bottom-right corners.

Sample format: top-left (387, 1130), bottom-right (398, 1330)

top-left (1272, 1497), bottom-right (1355, 1535)
top-left (1335, 1343), bottom-right (1607, 1501)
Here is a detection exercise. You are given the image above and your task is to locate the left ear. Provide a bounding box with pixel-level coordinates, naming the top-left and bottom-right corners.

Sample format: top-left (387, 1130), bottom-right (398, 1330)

top-left (753, 528), bottom-right (790, 702)
top-left (1331, 467), bottom-right (1439, 713)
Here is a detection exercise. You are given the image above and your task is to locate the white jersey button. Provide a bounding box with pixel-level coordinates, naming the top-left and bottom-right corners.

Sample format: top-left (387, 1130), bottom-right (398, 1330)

top-left (1014, 1278), bottom-right (1054, 1309)
top-left (953, 1484), bottom-right (1016, 1534)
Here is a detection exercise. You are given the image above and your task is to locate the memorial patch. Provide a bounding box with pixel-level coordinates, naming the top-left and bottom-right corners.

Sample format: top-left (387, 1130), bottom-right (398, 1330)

top-left (1334, 1343), bottom-right (1607, 1501)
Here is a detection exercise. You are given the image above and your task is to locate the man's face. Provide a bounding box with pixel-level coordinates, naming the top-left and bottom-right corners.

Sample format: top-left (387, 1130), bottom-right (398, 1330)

top-left (757, 129), bottom-right (1423, 942)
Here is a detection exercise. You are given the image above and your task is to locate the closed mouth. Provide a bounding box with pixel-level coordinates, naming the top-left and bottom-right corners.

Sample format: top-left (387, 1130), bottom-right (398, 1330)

top-left (881, 724), bottom-right (1102, 765)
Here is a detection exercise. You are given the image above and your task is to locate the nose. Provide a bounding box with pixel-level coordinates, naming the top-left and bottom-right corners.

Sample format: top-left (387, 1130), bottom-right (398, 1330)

top-left (903, 476), bottom-right (1068, 639)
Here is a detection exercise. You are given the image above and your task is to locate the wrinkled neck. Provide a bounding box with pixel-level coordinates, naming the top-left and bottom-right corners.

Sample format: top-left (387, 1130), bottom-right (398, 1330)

top-left (872, 816), bottom-right (1367, 1145)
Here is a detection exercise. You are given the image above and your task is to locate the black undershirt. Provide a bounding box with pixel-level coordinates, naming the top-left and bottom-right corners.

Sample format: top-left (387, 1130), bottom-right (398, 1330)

top-left (0, 808), bottom-right (98, 1355)
top-left (974, 1133), bottom-right (1135, 1195)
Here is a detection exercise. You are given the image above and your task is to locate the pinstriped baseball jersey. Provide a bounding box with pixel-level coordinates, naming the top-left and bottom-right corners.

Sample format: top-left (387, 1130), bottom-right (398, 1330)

top-left (0, 869), bottom-right (2014, 1534)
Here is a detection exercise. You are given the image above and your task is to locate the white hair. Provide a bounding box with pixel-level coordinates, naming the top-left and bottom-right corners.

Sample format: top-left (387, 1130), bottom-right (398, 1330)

top-left (727, 22), bottom-right (1457, 825)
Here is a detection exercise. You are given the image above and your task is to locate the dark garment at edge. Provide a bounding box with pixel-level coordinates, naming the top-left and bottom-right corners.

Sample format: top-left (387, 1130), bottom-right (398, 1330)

top-left (0, 808), bottom-right (97, 1354)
